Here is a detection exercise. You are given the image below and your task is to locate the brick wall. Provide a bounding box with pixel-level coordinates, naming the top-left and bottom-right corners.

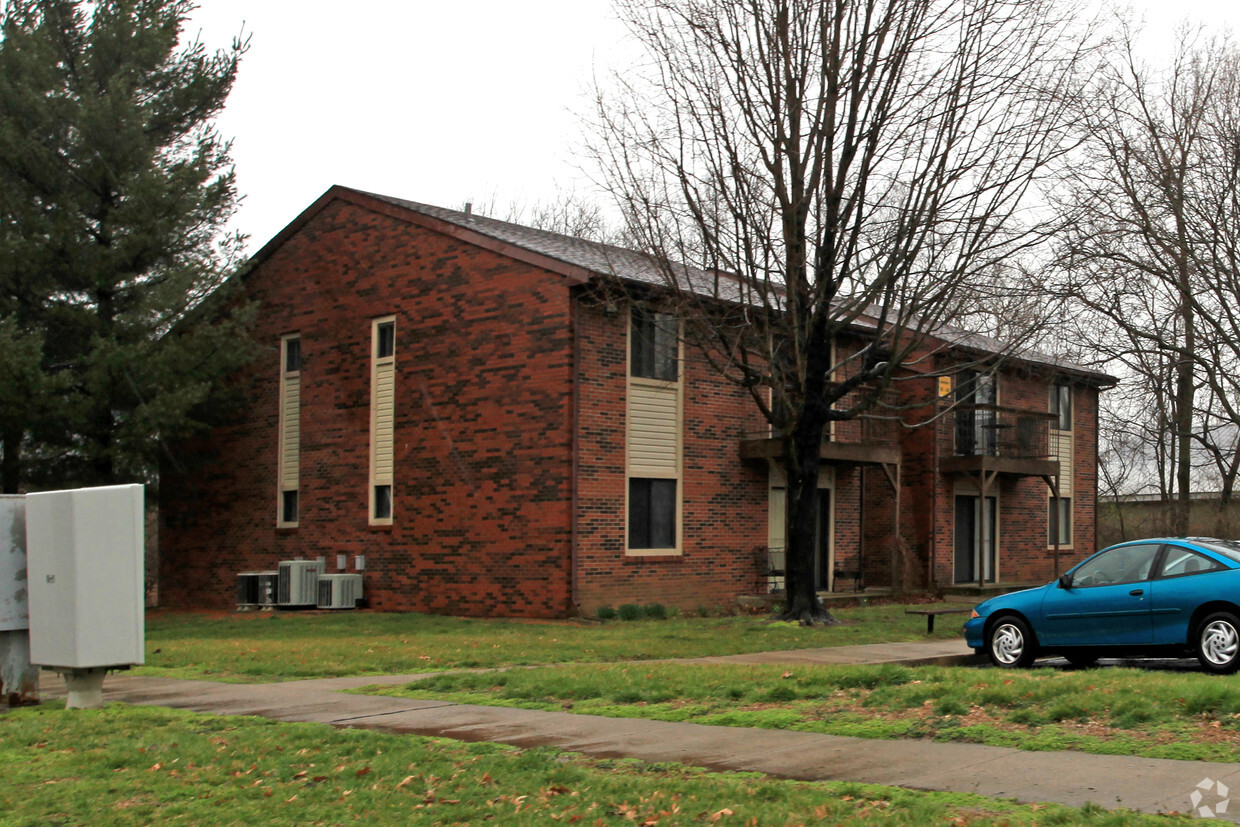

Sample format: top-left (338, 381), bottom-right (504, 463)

top-left (908, 363), bottom-right (1101, 588)
top-left (158, 191), bottom-right (1106, 616)
top-left (572, 297), bottom-right (770, 613)
top-left (160, 197), bottom-right (576, 616)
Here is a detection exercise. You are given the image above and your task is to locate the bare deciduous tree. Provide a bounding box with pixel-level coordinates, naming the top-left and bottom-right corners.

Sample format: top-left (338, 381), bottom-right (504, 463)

top-left (588, 0), bottom-right (1097, 622)
top-left (1056, 28), bottom-right (1240, 532)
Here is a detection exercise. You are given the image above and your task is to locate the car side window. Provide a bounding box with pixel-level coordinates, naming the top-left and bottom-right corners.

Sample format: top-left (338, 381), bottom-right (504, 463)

top-left (1071, 543), bottom-right (1161, 588)
top-left (1158, 548), bottom-right (1224, 579)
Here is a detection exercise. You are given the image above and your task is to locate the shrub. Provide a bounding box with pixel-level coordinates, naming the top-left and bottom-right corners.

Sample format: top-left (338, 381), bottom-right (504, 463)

top-left (595, 606), bottom-right (617, 620)
top-left (642, 603), bottom-right (668, 619)
top-left (618, 604), bottom-right (642, 621)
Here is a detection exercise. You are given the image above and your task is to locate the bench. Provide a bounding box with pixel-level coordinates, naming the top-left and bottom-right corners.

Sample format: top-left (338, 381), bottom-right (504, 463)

top-left (905, 607), bottom-right (971, 634)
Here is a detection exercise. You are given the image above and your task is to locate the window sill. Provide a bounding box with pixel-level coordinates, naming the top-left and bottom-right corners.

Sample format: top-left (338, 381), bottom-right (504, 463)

top-left (625, 548), bottom-right (682, 558)
top-left (368, 523), bottom-right (394, 532)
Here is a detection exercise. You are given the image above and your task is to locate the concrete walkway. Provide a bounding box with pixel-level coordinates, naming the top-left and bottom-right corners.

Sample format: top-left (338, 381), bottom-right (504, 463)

top-left (30, 640), bottom-right (1238, 821)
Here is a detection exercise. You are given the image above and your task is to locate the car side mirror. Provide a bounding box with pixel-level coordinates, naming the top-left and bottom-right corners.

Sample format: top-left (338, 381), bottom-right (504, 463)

top-left (1058, 572), bottom-right (1073, 589)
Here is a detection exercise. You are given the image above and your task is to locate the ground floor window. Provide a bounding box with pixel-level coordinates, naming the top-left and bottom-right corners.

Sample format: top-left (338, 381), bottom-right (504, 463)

top-left (281, 490), bottom-right (298, 524)
top-left (628, 478), bottom-right (676, 549)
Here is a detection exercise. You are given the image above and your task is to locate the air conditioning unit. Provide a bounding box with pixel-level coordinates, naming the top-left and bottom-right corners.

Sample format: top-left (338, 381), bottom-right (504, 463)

top-left (278, 560), bottom-right (323, 607)
top-left (236, 571), bottom-right (278, 609)
top-left (317, 573), bottom-right (363, 610)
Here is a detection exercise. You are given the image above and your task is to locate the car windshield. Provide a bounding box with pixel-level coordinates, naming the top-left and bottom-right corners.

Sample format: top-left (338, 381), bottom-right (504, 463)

top-left (1191, 539), bottom-right (1240, 564)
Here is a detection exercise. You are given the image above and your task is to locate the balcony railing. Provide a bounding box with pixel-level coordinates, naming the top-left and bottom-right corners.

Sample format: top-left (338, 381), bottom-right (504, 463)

top-left (953, 405), bottom-right (1054, 460)
top-left (740, 415), bottom-right (902, 466)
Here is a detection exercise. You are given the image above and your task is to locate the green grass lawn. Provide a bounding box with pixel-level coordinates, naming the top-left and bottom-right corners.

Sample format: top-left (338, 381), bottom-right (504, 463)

top-left (138, 602), bottom-right (967, 682)
top-left (0, 704), bottom-right (1189, 826)
top-left (363, 661), bottom-right (1240, 764)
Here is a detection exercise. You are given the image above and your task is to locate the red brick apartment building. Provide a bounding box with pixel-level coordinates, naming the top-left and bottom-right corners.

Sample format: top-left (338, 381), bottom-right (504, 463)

top-left (159, 186), bottom-right (1114, 617)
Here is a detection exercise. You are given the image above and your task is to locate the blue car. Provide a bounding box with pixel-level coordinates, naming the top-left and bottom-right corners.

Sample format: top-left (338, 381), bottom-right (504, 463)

top-left (965, 538), bottom-right (1240, 672)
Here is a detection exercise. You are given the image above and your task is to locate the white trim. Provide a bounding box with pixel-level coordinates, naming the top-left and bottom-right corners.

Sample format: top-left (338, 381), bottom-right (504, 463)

top-left (369, 316), bottom-right (396, 525)
top-left (625, 309), bottom-right (683, 555)
top-left (276, 334), bottom-right (301, 527)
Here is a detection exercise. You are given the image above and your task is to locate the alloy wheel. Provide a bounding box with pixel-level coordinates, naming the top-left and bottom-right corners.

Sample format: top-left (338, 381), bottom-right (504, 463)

top-left (992, 622), bottom-right (1025, 665)
top-left (1201, 620), bottom-right (1239, 666)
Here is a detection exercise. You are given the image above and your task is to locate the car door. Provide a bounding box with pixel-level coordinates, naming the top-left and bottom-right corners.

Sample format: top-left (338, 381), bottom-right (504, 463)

top-left (1038, 543), bottom-right (1160, 647)
top-left (1148, 544), bottom-right (1228, 645)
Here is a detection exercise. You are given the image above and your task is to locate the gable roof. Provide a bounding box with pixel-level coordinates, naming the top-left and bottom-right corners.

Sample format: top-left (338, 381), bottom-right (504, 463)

top-left (246, 185), bottom-right (1113, 385)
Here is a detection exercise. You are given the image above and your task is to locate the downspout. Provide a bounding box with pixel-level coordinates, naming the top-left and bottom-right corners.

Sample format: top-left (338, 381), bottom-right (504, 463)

top-left (569, 293), bottom-right (581, 615)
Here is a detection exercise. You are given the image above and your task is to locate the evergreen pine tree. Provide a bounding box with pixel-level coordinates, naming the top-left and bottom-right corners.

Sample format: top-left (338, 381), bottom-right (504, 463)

top-left (0, 0), bottom-right (255, 492)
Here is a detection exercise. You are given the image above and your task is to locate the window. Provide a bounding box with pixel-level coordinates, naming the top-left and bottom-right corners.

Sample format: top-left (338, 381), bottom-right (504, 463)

top-left (277, 334), bottom-right (301, 527)
top-left (1051, 383), bottom-right (1071, 430)
top-left (370, 317), bottom-right (396, 524)
top-left (284, 338), bottom-right (301, 373)
top-left (630, 308), bottom-right (677, 381)
top-left (372, 484), bottom-right (392, 521)
top-left (1071, 543), bottom-right (1159, 587)
top-left (629, 478), bottom-right (676, 549)
top-left (1048, 496), bottom-right (1071, 546)
top-left (1159, 547), bottom-right (1224, 578)
top-left (376, 321), bottom-right (395, 359)
top-left (281, 490), bottom-right (298, 524)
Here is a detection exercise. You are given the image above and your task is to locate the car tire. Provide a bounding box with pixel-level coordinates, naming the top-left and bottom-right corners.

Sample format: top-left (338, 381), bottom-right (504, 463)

top-left (1196, 612), bottom-right (1240, 674)
top-left (1064, 652), bottom-right (1098, 668)
top-left (986, 615), bottom-right (1037, 668)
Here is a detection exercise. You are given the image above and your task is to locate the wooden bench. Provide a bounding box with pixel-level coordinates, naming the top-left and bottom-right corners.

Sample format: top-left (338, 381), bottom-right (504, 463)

top-left (905, 607), bottom-right (970, 634)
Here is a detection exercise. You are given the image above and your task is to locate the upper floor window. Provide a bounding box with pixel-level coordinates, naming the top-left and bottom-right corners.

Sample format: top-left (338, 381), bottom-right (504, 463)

top-left (630, 308), bottom-right (677, 381)
top-left (284, 337), bottom-right (301, 373)
top-left (375, 320), bottom-right (395, 360)
top-left (1051, 383), bottom-right (1072, 430)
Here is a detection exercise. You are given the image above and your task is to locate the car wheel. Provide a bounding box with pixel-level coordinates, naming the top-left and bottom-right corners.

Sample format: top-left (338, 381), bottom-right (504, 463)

top-left (1064, 652), bottom-right (1098, 668)
top-left (1196, 612), bottom-right (1240, 674)
top-left (987, 616), bottom-right (1037, 668)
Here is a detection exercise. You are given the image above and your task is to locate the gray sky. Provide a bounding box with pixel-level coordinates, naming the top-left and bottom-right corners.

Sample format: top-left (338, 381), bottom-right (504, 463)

top-left (187, 0), bottom-right (1240, 253)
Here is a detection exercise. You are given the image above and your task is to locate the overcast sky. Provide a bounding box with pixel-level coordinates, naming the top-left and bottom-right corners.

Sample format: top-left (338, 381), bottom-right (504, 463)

top-left (186, 0), bottom-right (1240, 253)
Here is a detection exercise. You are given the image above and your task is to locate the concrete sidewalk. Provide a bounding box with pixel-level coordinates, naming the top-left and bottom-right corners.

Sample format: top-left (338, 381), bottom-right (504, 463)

top-left (30, 639), bottom-right (1236, 821)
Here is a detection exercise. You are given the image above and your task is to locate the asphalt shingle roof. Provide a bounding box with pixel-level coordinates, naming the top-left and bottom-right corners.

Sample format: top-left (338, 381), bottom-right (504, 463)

top-left (357, 188), bottom-right (1112, 384)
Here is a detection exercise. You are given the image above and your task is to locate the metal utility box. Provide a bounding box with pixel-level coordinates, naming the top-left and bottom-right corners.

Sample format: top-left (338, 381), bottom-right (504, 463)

top-left (236, 571), bottom-right (279, 609)
top-left (317, 573), bottom-right (363, 609)
top-left (1, 496), bottom-right (27, 632)
top-left (27, 484), bottom-right (145, 669)
top-left (278, 559), bottom-right (323, 607)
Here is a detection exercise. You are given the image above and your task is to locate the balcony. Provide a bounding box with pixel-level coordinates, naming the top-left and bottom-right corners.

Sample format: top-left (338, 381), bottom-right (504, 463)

top-left (940, 405), bottom-right (1059, 477)
top-left (740, 415), bottom-right (901, 467)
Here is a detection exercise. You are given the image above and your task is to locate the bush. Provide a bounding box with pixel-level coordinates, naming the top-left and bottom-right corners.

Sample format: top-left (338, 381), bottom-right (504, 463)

top-left (595, 606), bottom-right (617, 620)
top-left (642, 603), bottom-right (668, 619)
top-left (618, 604), bottom-right (642, 621)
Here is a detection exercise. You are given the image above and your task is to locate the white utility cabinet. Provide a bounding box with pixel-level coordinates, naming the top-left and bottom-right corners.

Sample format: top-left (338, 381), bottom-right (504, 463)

top-left (0, 496), bottom-right (27, 632)
top-left (26, 484), bottom-right (144, 669)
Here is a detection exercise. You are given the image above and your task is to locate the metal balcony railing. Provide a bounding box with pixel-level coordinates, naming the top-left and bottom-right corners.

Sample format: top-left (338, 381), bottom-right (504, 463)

top-left (953, 405), bottom-right (1054, 460)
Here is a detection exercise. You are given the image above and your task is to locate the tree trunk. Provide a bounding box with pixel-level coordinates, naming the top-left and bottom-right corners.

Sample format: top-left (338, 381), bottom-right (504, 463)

top-left (0, 429), bottom-right (20, 494)
top-left (1173, 256), bottom-right (1195, 536)
top-left (775, 324), bottom-right (839, 625)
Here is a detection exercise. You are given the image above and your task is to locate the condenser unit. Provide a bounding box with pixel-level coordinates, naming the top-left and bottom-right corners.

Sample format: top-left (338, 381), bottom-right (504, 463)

top-left (278, 559), bottom-right (323, 607)
top-left (236, 571), bottom-right (278, 609)
top-left (316, 574), bottom-right (363, 610)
